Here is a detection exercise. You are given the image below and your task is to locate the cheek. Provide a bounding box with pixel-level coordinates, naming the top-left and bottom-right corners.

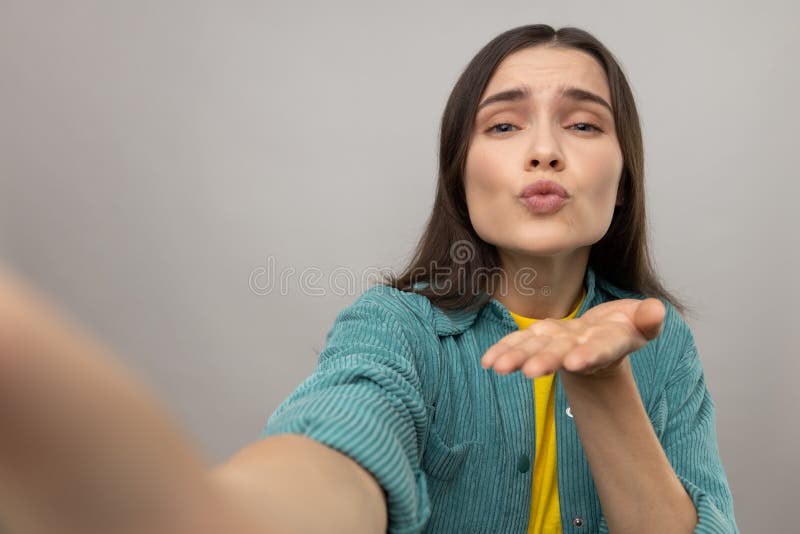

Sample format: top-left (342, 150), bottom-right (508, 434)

top-left (464, 146), bottom-right (505, 210)
top-left (465, 144), bottom-right (497, 185)
top-left (572, 146), bottom-right (623, 225)
top-left (580, 142), bottom-right (622, 196)
top-left (464, 150), bottom-right (516, 243)
top-left (587, 175), bottom-right (620, 206)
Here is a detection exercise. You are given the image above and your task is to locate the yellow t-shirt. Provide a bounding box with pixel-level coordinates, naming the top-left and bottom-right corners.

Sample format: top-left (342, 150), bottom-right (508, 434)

top-left (508, 287), bottom-right (587, 534)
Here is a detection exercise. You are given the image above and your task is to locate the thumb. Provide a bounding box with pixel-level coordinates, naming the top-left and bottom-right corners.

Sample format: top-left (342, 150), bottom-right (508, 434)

top-left (634, 298), bottom-right (666, 341)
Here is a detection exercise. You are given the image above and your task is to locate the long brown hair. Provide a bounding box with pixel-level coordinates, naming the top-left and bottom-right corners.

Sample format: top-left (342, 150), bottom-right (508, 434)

top-left (382, 24), bottom-right (692, 319)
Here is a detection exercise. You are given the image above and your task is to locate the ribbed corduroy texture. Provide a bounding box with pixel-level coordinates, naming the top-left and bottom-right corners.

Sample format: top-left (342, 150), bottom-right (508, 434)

top-left (261, 265), bottom-right (738, 533)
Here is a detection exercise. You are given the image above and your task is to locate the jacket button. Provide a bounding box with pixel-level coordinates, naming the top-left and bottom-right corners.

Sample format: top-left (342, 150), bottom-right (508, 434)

top-left (572, 516), bottom-right (584, 527)
top-left (566, 406), bottom-right (574, 418)
top-left (516, 452), bottom-right (530, 473)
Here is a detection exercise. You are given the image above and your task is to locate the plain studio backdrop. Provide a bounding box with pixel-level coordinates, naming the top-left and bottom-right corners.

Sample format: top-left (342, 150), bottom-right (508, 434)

top-left (1, 1), bottom-right (797, 532)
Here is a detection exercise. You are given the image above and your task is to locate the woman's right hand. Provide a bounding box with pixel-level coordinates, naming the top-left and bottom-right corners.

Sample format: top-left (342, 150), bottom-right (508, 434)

top-left (0, 264), bottom-right (259, 534)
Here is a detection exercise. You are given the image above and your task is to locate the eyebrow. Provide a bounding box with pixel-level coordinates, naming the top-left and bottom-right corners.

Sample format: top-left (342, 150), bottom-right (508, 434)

top-left (476, 85), bottom-right (613, 115)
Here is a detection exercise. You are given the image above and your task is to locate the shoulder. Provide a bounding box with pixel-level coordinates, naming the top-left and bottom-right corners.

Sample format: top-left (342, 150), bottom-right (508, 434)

top-left (351, 284), bottom-right (436, 327)
top-left (326, 284), bottom-right (440, 348)
top-left (348, 283), bottom-right (484, 338)
top-left (324, 285), bottom-right (443, 398)
top-left (656, 298), bottom-right (695, 354)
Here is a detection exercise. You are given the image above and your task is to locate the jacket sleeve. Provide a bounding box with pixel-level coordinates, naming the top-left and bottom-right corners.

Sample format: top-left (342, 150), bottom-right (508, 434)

top-left (658, 330), bottom-right (739, 533)
top-left (260, 286), bottom-right (432, 533)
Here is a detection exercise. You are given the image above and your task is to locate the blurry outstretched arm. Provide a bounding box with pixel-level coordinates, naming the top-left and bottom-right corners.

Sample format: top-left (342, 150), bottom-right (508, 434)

top-left (0, 264), bottom-right (386, 533)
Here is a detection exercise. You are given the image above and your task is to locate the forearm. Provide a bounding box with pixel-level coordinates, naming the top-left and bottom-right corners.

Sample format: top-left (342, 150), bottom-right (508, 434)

top-left (0, 267), bottom-right (246, 533)
top-left (0, 266), bottom-right (386, 533)
top-left (559, 358), bottom-right (697, 533)
top-left (209, 434), bottom-right (388, 534)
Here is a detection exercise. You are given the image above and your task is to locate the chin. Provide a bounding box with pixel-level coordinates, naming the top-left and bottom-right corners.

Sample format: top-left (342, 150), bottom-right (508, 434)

top-left (506, 241), bottom-right (572, 258)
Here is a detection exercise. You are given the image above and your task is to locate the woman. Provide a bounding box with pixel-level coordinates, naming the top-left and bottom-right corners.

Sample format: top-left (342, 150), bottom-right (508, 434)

top-left (0, 24), bottom-right (736, 533)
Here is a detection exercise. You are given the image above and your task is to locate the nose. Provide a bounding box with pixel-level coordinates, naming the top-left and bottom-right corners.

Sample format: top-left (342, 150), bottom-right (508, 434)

top-left (525, 122), bottom-right (565, 172)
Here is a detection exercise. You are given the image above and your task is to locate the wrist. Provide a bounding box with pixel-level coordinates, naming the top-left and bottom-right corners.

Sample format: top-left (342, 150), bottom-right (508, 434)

top-left (560, 354), bottom-right (631, 383)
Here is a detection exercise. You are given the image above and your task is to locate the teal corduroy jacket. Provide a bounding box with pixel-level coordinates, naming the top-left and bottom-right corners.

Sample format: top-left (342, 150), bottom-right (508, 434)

top-left (261, 265), bottom-right (738, 533)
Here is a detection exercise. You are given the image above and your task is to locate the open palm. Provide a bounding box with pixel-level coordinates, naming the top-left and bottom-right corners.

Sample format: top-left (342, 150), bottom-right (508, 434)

top-left (481, 297), bottom-right (666, 379)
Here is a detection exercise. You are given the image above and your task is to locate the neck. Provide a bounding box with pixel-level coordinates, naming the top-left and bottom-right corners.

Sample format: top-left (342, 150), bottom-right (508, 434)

top-left (490, 246), bottom-right (590, 320)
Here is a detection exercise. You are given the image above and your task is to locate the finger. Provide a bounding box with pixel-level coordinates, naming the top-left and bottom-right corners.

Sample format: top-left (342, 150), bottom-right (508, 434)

top-left (522, 337), bottom-right (576, 378)
top-left (481, 340), bottom-right (513, 368)
top-left (493, 335), bottom-right (552, 374)
top-left (481, 318), bottom-right (574, 369)
top-left (502, 319), bottom-right (571, 374)
top-left (527, 318), bottom-right (569, 337)
top-left (480, 330), bottom-right (532, 368)
top-left (634, 298), bottom-right (666, 341)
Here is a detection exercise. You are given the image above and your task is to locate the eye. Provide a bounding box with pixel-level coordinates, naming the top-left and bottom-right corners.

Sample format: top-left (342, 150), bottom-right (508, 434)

top-left (569, 122), bottom-right (603, 133)
top-left (484, 121), bottom-right (604, 135)
top-left (486, 122), bottom-right (519, 134)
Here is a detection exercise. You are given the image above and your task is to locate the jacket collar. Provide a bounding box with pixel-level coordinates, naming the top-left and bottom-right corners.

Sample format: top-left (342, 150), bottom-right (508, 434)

top-left (430, 263), bottom-right (617, 336)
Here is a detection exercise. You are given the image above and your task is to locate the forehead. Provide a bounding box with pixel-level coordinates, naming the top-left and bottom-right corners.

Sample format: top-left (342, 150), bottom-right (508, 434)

top-left (482, 46), bottom-right (610, 102)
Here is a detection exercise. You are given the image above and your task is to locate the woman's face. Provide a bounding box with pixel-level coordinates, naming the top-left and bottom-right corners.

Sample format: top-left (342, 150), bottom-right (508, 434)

top-left (464, 45), bottom-right (624, 261)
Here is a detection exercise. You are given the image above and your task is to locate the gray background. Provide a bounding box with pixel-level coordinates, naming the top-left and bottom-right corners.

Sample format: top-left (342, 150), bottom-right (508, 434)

top-left (1, 1), bottom-right (797, 531)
